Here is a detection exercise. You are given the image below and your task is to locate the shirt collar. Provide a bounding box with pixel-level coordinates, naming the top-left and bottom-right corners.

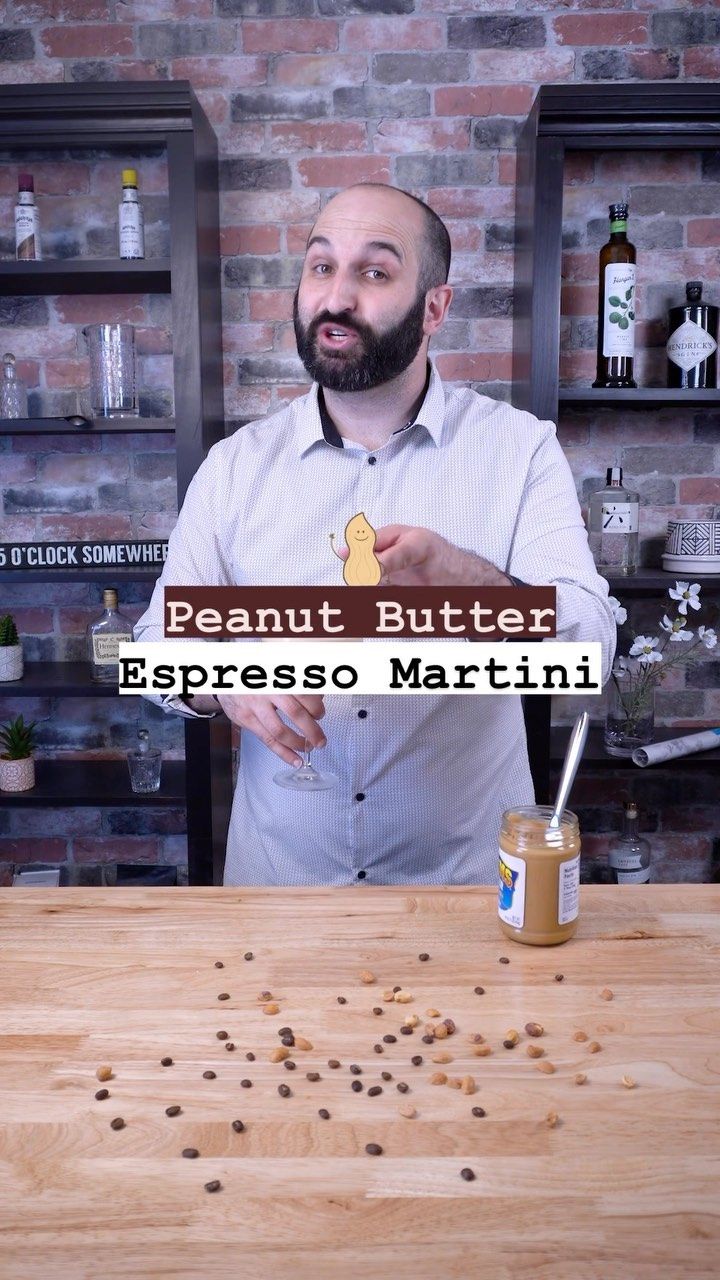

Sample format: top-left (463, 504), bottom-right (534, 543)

top-left (294, 358), bottom-right (446, 456)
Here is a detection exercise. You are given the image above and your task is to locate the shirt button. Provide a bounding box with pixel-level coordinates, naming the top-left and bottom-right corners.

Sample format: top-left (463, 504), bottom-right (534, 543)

top-left (357, 870), bottom-right (367, 879)
top-left (368, 456), bottom-right (376, 466)
top-left (357, 709), bottom-right (367, 719)
top-left (355, 792), bottom-right (365, 801)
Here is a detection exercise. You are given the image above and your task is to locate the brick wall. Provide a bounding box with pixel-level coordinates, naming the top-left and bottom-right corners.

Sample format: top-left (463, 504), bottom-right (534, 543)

top-left (1, 0), bottom-right (719, 883)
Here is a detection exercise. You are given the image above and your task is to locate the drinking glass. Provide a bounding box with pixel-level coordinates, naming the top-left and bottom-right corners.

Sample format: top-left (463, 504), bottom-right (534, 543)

top-left (273, 738), bottom-right (338, 791)
top-left (127, 744), bottom-right (162, 792)
top-left (83, 323), bottom-right (138, 417)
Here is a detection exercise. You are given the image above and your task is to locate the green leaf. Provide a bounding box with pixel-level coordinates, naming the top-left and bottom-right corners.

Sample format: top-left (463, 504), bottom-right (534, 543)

top-left (608, 295), bottom-right (622, 307)
top-left (618, 317), bottom-right (629, 330)
top-left (628, 310), bottom-right (635, 320)
top-left (625, 287), bottom-right (633, 301)
top-left (609, 312), bottom-right (622, 324)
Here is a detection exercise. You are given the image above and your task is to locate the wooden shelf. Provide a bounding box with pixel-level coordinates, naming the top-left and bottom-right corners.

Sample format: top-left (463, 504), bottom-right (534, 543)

top-left (0, 759), bottom-right (185, 805)
top-left (0, 663), bottom-right (131, 696)
top-left (0, 568), bottom-right (162, 584)
top-left (0, 258), bottom-right (171, 296)
top-left (558, 388), bottom-right (720, 410)
top-left (0, 416), bottom-right (175, 436)
top-left (605, 568), bottom-right (720, 594)
top-left (550, 726), bottom-right (720, 768)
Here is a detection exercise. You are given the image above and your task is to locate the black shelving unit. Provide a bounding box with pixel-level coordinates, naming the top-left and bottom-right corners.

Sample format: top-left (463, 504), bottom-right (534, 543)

top-left (513, 83), bottom-right (720, 804)
top-left (550, 726), bottom-right (720, 769)
top-left (0, 82), bottom-right (232, 885)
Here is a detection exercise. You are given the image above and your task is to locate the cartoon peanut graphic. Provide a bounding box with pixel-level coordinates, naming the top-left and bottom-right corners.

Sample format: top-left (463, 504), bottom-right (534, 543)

top-left (329, 512), bottom-right (383, 586)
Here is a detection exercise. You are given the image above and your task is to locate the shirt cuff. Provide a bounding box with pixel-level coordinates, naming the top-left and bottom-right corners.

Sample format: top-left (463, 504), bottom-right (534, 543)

top-left (160, 693), bottom-right (219, 719)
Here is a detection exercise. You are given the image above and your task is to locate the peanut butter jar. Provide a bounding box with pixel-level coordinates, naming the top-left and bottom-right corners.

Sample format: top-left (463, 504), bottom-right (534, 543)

top-left (498, 805), bottom-right (581, 946)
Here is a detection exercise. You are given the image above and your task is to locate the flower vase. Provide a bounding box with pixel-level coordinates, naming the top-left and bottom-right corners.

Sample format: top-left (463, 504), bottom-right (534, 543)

top-left (604, 664), bottom-right (655, 758)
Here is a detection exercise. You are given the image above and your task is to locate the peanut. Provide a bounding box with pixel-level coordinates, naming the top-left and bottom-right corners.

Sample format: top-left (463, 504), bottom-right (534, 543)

top-left (359, 970), bottom-right (376, 984)
top-left (587, 1041), bottom-right (602, 1054)
top-left (293, 1036), bottom-right (313, 1051)
top-left (424, 1023), bottom-right (437, 1036)
top-left (526, 1044), bottom-right (544, 1059)
top-left (460, 1076), bottom-right (476, 1095)
top-left (504, 1029), bottom-right (520, 1046)
top-left (430, 1072), bottom-right (448, 1085)
top-left (467, 1033), bottom-right (485, 1044)
top-left (473, 1045), bottom-right (493, 1057)
top-left (96, 1066), bottom-right (113, 1082)
top-left (621, 1075), bottom-right (636, 1089)
top-left (383, 990), bottom-right (396, 1002)
top-left (525, 1022), bottom-right (544, 1038)
top-left (257, 991), bottom-right (273, 1001)
top-left (536, 1060), bottom-right (556, 1074)
top-left (394, 991), bottom-right (413, 1004)
top-left (447, 1077), bottom-right (463, 1090)
top-left (573, 1031), bottom-right (588, 1042)
top-left (262, 1002), bottom-right (280, 1015)
top-left (399, 1104), bottom-right (417, 1119)
top-left (426, 1008), bottom-right (441, 1018)
top-left (404, 1014), bottom-right (420, 1028)
top-left (600, 988), bottom-right (614, 1001)
top-left (574, 1072), bottom-right (587, 1085)
top-left (432, 1052), bottom-right (453, 1064)
top-left (269, 1047), bottom-right (289, 1063)
top-left (433, 1023), bottom-right (449, 1040)
top-left (545, 1110), bottom-right (559, 1128)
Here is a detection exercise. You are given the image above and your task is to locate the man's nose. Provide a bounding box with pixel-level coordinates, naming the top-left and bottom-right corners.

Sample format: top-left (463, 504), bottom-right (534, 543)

top-left (321, 268), bottom-right (358, 317)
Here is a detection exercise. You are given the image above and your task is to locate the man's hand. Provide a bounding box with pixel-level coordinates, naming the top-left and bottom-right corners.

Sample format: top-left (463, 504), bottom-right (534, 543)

top-left (215, 693), bottom-right (327, 766)
top-left (363, 524), bottom-right (511, 587)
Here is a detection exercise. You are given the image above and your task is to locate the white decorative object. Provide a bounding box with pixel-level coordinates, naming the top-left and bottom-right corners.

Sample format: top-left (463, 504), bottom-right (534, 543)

top-left (0, 754), bottom-right (34, 792)
top-left (0, 644), bottom-right (23, 682)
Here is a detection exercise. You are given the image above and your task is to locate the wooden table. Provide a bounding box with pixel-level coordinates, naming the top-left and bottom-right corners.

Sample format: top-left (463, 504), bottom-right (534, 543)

top-left (0, 885), bottom-right (718, 1279)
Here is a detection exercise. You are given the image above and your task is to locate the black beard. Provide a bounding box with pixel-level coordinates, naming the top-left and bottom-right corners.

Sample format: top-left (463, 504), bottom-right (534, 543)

top-left (293, 286), bottom-right (428, 393)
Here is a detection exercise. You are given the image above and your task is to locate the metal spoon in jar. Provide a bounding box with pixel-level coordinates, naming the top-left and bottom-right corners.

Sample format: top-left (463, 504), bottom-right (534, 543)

top-left (548, 710), bottom-right (589, 829)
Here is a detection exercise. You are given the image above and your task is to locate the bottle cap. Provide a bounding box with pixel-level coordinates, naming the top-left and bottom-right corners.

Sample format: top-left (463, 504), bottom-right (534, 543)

top-left (624, 800), bottom-right (638, 819)
top-left (686, 281), bottom-right (703, 301)
top-left (122, 169), bottom-right (138, 186)
top-left (609, 202), bottom-right (628, 220)
top-left (102, 588), bottom-right (118, 607)
top-left (606, 466), bottom-right (623, 486)
top-left (18, 173), bottom-right (34, 192)
top-left (137, 728), bottom-right (150, 754)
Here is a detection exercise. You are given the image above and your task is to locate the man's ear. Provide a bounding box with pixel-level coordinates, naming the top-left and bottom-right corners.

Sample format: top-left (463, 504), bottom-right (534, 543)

top-left (424, 284), bottom-right (453, 334)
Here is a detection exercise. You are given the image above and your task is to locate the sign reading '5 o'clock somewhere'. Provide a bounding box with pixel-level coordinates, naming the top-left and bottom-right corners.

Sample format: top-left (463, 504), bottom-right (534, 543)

top-left (0, 540), bottom-right (169, 570)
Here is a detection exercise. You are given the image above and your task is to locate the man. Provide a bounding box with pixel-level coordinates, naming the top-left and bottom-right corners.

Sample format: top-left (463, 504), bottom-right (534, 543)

top-left (135, 182), bottom-right (615, 886)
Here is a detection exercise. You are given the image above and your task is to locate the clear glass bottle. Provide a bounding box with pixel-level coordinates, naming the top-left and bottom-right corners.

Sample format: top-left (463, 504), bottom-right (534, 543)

top-left (0, 353), bottom-right (28, 419)
top-left (593, 202), bottom-right (636, 389)
top-left (118, 168), bottom-right (145, 260)
top-left (15, 172), bottom-right (41, 261)
top-left (588, 465), bottom-right (639, 576)
top-left (86, 588), bottom-right (134, 683)
top-left (607, 801), bottom-right (651, 884)
top-left (667, 281), bottom-right (718, 389)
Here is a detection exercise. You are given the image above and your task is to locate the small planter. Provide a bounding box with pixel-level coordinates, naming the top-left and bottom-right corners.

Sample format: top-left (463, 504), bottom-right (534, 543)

top-left (0, 754), bottom-right (35, 792)
top-left (0, 644), bottom-right (23, 682)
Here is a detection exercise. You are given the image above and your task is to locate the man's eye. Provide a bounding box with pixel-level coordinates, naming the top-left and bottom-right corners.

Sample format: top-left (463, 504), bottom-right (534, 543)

top-left (311, 263), bottom-right (332, 275)
top-left (365, 269), bottom-right (387, 280)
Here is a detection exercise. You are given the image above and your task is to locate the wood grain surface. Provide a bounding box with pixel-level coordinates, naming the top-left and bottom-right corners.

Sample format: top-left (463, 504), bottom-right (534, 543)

top-left (0, 885), bottom-right (718, 1280)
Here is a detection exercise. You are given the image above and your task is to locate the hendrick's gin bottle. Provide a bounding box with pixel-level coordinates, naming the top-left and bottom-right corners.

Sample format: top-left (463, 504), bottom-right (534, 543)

top-left (666, 281), bottom-right (718, 389)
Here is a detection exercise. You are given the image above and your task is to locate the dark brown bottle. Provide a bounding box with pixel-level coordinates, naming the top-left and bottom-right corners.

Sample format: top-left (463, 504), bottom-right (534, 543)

top-left (593, 202), bottom-right (637, 389)
top-left (666, 281), bottom-right (718, 389)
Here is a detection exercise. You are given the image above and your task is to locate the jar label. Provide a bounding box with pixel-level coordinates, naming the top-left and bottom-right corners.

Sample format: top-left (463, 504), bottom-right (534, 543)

top-left (558, 854), bottom-right (580, 925)
top-left (600, 501), bottom-right (638, 533)
top-left (667, 319), bottom-right (717, 371)
top-left (498, 849), bottom-right (525, 929)
top-left (93, 633), bottom-right (122, 663)
top-left (616, 867), bottom-right (651, 884)
top-left (602, 263), bottom-right (636, 357)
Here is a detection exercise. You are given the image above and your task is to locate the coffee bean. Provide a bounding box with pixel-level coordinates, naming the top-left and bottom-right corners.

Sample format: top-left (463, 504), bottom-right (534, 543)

top-left (205, 1180), bottom-right (222, 1193)
top-left (349, 1064), bottom-right (362, 1075)
top-left (231, 1119), bottom-right (245, 1132)
top-left (474, 986), bottom-right (485, 995)
top-left (555, 973), bottom-right (564, 982)
top-left (392, 986), bottom-right (401, 993)
top-left (328, 1059), bottom-right (341, 1069)
top-left (94, 1089), bottom-right (109, 1101)
top-left (381, 1071), bottom-right (392, 1081)
top-left (225, 1042), bottom-right (236, 1052)
top-left (471, 1106), bottom-right (486, 1117)
top-left (217, 993), bottom-right (230, 1001)
top-left (421, 1035), bottom-right (434, 1044)
top-left (502, 1040), bottom-right (516, 1050)
top-left (460, 1167), bottom-right (475, 1181)
top-left (281, 1036), bottom-right (295, 1048)
top-left (382, 1035), bottom-right (397, 1044)
top-left (214, 961), bottom-right (224, 968)
top-left (241, 1079), bottom-right (253, 1088)
top-left (351, 1080), bottom-right (364, 1093)
top-left (244, 952), bottom-right (254, 961)
top-left (373, 1044), bottom-right (384, 1054)
top-left (259, 991), bottom-right (273, 1001)
top-left (365, 1143), bottom-right (383, 1156)
top-left (110, 1118), bottom-right (125, 1130)
top-left (278, 1027), bottom-right (292, 1037)
top-left (372, 1007), bottom-right (383, 1016)
top-left (396, 1082), bottom-right (409, 1093)
top-left (278, 1084), bottom-right (291, 1097)
top-left (337, 996), bottom-right (347, 1004)
top-left (182, 1148), bottom-right (199, 1159)
top-left (216, 1031), bottom-right (229, 1040)
top-left (166, 1105), bottom-right (182, 1117)
top-left (498, 957), bottom-right (510, 965)
top-left (419, 953), bottom-right (430, 961)
top-left (367, 1086), bottom-right (382, 1097)
top-left (283, 1060), bottom-right (296, 1071)
top-left (245, 1052), bottom-right (255, 1062)
top-left (411, 1056), bottom-right (423, 1066)
top-left (400, 1026), bottom-right (413, 1035)
top-left (161, 1057), bottom-right (173, 1066)
top-left (203, 1070), bottom-right (217, 1079)
top-left (306, 1072), bottom-right (321, 1082)
top-left (318, 1108), bottom-right (330, 1120)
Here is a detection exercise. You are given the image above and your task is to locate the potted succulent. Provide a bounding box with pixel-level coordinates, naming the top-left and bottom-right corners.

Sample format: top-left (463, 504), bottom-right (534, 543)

top-left (0, 713), bottom-right (37, 792)
top-left (0, 613), bottom-right (23, 681)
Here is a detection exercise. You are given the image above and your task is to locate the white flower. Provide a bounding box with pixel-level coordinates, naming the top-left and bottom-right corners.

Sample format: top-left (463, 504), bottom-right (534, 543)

top-left (660, 613), bottom-right (693, 642)
top-left (698, 625), bottom-right (717, 650)
top-left (668, 581), bottom-right (702, 615)
top-left (629, 635), bottom-right (663, 665)
top-left (608, 595), bottom-right (627, 625)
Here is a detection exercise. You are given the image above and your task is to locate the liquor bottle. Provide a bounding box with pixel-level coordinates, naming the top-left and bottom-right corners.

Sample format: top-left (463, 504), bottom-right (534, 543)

top-left (666, 281), bottom-right (718, 389)
top-left (118, 168), bottom-right (145, 260)
top-left (0, 353), bottom-right (28, 418)
top-left (592, 202), bottom-right (636, 389)
top-left (86, 588), bottom-right (134, 683)
top-left (607, 801), bottom-right (651, 884)
top-left (15, 173), bottom-right (41, 261)
top-left (587, 466), bottom-right (639, 576)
